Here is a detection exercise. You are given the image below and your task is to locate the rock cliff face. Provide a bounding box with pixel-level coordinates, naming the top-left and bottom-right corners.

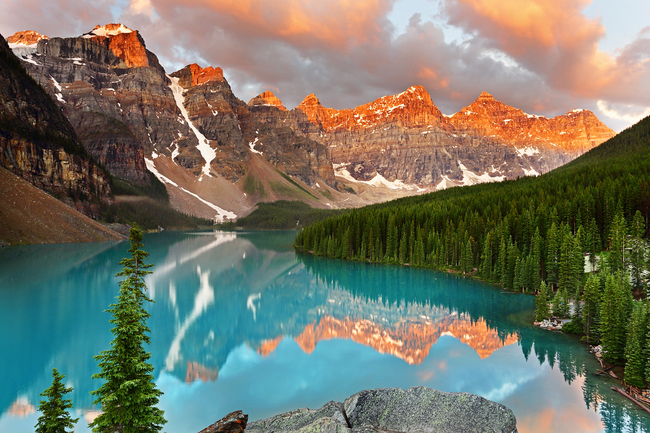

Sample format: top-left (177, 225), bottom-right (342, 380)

top-left (0, 33), bottom-right (111, 216)
top-left (246, 387), bottom-right (518, 433)
top-left (250, 87), bottom-right (615, 190)
top-left (8, 24), bottom-right (191, 185)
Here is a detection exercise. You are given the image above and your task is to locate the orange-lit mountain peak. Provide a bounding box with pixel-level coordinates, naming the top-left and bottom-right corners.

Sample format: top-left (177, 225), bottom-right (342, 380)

top-left (87, 23), bottom-right (134, 37)
top-left (6, 30), bottom-right (49, 46)
top-left (171, 63), bottom-right (225, 88)
top-left (297, 86), bottom-right (447, 131)
top-left (248, 91), bottom-right (288, 111)
top-left (79, 23), bottom-right (150, 68)
top-left (477, 91), bottom-right (495, 101)
top-left (299, 93), bottom-right (322, 107)
top-left (187, 63), bottom-right (225, 86)
top-left (449, 92), bottom-right (615, 151)
top-left (296, 93), bottom-right (345, 129)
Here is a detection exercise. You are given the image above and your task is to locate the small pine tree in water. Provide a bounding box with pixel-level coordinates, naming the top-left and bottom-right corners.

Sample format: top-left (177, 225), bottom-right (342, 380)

top-left (90, 225), bottom-right (166, 433)
top-left (35, 368), bottom-right (78, 433)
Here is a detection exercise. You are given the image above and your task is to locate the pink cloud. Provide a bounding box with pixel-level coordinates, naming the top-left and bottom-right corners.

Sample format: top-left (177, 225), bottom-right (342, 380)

top-left (441, 0), bottom-right (650, 105)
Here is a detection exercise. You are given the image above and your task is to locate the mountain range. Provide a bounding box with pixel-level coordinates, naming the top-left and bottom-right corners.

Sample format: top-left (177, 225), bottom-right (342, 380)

top-left (4, 24), bottom-right (616, 224)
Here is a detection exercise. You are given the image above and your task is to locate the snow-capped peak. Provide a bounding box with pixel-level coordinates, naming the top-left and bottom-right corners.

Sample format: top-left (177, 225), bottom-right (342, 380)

top-left (6, 30), bottom-right (48, 48)
top-left (82, 23), bottom-right (133, 38)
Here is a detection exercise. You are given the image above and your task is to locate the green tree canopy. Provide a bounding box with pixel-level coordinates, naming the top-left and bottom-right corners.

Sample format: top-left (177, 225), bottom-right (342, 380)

top-left (90, 225), bottom-right (166, 433)
top-left (35, 368), bottom-right (78, 433)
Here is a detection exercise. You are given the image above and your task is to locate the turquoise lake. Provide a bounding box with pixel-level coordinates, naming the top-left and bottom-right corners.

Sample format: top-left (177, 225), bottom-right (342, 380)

top-left (0, 230), bottom-right (649, 432)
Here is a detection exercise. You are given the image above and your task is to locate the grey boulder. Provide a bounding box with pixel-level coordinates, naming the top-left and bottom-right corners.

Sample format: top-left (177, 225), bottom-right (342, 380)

top-left (246, 387), bottom-right (517, 433)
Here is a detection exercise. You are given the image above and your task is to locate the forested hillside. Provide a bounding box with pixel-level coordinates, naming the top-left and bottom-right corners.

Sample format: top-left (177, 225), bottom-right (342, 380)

top-left (295, 115), bottom-right (650, 381)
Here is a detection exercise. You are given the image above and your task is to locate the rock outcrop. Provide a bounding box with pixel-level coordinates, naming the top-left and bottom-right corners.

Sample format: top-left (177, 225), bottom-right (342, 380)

top-left (199, 410), bottom-right (248, 433)
top-left (246, 387), bottom-right (518, 433)
top-left (0, 32), bottom-right (111, 216)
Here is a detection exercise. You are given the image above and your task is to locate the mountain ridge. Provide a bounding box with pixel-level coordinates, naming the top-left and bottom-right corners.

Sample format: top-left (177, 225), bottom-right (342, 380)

top-left (5, 23), bottom-right (617, 223)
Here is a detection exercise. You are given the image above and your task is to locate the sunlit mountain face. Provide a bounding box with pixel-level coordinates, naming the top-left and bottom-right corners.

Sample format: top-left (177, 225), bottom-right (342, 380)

top-left (1, 231), bottom-right (648, 432)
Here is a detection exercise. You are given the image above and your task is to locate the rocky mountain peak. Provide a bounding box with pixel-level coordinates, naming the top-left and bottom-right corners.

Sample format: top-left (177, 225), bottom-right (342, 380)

top-left (296, 93), bottom-right (341, 129)
top-left (6, 30), bottom-right (48, 46)
top-left (83, 23), bottom-right (134, 38)
top-left (77, 23), bottom-right (149, 67)
top-left (297, 85), bottom-right (446, 131)
top-left (248, 91), bottom-right (287, 111)
top-left (478, 91), bottom-right (493, 98)
top-left (171, 63), bottom-right (224, 88)
top-left (299, 93), bottom-right (323, 108)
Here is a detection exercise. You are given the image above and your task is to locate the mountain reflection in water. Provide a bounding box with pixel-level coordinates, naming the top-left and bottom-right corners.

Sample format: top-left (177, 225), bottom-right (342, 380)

top-left (0, 230), bottom-right (648, 433)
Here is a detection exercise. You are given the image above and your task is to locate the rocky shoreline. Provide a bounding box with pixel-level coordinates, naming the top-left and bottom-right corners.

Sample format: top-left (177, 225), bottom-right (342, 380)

top-left (200, 387), bottom-right (518, 433)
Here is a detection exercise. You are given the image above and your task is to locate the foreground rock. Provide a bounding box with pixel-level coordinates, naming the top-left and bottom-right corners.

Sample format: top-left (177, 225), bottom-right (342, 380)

top-left (246, 387), bottom-right (518, 433)
top-left (199, 410), bottom-right (248, 433)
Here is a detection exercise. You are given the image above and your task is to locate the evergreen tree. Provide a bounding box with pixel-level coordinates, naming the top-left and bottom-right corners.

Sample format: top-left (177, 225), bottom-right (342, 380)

top-left (481, 232), bottom-right (493, 280)
top-left (90, 225), bottom-right (166, 433)
top-left (531, 228), bottom-right (542, 293)
top-left (552, 287), bottom-right (570, 318)
top-left (600, 273), bottom-right (632, 364)
top-left (497, 235), bottom-right (508, 286)
top-left (35, 368), bottom-right (78, 433)
top-left (535, 281), bottom-right (551, 321)
top-left (546, 223), bottom-right (560, 289)
top-left (646, 313), bottom-right (650, 385)
top-left (629, 210), bottom-right (646, 291)
top-left (608, 213), bottom-right (628, 273)
top-left (582, 274), bottom-right (600, 343)
top-left (624, 302), bottom-right (649, 388)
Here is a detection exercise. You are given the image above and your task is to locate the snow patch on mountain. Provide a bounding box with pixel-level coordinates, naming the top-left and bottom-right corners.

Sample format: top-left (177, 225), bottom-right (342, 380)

top-left (167, 74), bottom-right (216, 178)
top-left (334, 164), bottom-right (425, 192)
top-left (458, 161), bottom-right (505, 186)
top-left (248, 137), bottom-right (263, 155)
top-left (145, 157), bottom-right (237, 222)
top-left (83, 24), bottom-right (133, 38)
top-left (514, 146), bottom-right (540, 157)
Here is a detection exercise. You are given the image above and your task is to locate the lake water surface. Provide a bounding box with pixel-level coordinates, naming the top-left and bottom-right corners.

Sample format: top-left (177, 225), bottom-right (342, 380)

top-left (1, 230), bottom-right (649, 432)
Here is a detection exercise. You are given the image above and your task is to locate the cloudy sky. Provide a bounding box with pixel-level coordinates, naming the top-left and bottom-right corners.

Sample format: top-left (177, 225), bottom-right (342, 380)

top-left (2, 0), bottom-right (649, 131)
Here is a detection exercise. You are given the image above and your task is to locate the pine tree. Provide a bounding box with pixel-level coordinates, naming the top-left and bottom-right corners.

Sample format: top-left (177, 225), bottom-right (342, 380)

top-left (90, 225), bottom-right (166, 433)
top-left (35, 368), bottom-right (78, 433)
top-left (629, 210), bottom-right (646, 291)
top-left (608, 213), bottom-right (628, 273)
top-left (582, 274), bottom-right (600, 343)
top-left (552, 287), bottom-right (570, 318)
top-left (600, 273), bottom-right (631, 364)
top-left (646, 314), bottom-right (650, 385)
top-left (531, 228), bottom-right (542, 293)
top-left (546, 223), bottom-right (559, 288)
top-left (624, 302), bottom-right (648, 388)
top-left (535, 281), bottom-right (551, 321)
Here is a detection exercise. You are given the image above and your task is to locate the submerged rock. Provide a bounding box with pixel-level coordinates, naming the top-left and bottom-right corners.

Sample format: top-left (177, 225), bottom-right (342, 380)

top-left (246, 387), bottom-right (518, 433)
